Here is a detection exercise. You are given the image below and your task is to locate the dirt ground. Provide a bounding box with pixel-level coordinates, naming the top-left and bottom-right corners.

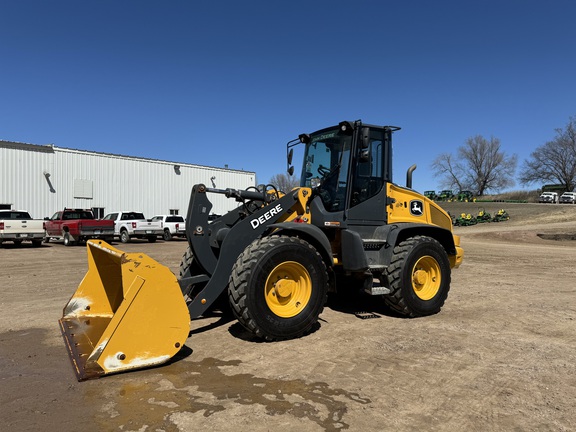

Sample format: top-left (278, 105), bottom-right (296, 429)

top-left (1, 202), bottom-right (575, 432)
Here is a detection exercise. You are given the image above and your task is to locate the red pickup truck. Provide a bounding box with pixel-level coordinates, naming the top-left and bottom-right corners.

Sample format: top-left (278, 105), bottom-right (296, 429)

top-left (44, 208), bottom-right (115, 246)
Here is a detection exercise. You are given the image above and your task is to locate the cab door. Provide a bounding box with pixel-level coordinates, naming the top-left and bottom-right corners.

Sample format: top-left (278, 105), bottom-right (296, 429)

top-left (346, 127), bottom-right (390, 225)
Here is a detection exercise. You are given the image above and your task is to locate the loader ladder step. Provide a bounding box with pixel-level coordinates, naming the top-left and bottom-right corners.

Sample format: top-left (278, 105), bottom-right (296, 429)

top-left (363, 239), bottom-right (387, 251)
top-left (365, 286), bottom-right (391, 295)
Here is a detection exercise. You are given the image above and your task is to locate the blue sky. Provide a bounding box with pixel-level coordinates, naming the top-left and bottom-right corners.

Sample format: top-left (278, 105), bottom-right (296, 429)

top-left (1, 0), bottom-right (575, 193)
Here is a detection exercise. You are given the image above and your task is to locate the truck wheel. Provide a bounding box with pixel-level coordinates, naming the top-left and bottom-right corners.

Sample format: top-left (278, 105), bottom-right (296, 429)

top-left (120, 230), bottom-right (130, 243)
top-left (13, 239), bottom-right (23, 246)
top-left (63, 232), bottom-right (75, 247)
top-left (32, 239), bottom-right (42, 247)
top-left (383, 236), bottom-right (451, 317)
top-left (163, 229), bottom-right (172, 241)
top-left (147, 236), bottom-right (157, 243)
top-left (229, 235), bottom-right (328, 341)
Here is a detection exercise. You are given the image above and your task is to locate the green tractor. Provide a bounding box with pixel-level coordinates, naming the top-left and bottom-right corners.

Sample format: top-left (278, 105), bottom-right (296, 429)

top-left (457, 190), bottom-right (475, 202)
top-left (424, 190), bottom-right (438, 200)
top-left (437, 190), bottom-right (455, 202)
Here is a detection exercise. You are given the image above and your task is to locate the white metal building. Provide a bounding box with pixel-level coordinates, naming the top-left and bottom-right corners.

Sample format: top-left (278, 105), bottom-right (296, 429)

top-left (0, 140), bottom-right (256, 220)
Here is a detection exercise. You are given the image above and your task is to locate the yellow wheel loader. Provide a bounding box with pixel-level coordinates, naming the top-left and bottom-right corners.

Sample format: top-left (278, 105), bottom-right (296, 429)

top-left (59, 120), bottom-right (464, 380)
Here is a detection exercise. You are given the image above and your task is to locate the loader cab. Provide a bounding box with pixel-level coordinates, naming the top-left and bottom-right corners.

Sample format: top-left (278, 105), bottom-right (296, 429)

top-left (290, 121), bottom-right (398, 223)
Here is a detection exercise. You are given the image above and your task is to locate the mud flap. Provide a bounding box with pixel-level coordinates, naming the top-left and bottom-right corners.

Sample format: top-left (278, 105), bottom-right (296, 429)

top-left (59, 240), bottom-right (191, 381)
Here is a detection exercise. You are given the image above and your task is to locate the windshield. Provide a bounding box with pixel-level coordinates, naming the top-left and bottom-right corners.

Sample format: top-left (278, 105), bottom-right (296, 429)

top-left (300, 127), bottom-right (352, 212)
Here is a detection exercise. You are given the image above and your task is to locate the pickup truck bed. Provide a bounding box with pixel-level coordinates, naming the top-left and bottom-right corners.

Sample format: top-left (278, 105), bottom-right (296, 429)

top-left (44, 208), bottom-right (115, 246)
top-left (0, 210), bottom-right (45, 247)
top-left (103, 211), bottom-right (163, 243)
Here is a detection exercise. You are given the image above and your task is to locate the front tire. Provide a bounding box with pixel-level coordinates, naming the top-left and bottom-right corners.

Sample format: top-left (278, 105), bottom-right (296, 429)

top-left (229, 235), bottom-right (328, 341)
top-left (178, 246), bottom-right (231, 311)
top-left (383, 236), bottom-right (451, 317)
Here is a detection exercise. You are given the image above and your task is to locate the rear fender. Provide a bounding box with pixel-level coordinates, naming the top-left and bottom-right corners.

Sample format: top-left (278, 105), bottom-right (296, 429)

top-left (381, 223), bottom-right (457, 266)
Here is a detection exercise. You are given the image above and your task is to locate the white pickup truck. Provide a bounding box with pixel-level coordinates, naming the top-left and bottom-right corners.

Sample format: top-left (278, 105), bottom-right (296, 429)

top-left (103, 211), bottom-right (164, 243)
top-left (151, 215), bottom-right (186, 241)
top-left (538, 192), bottom-right (559, 203)
top-left (0, 210), bottom-right (45, 247)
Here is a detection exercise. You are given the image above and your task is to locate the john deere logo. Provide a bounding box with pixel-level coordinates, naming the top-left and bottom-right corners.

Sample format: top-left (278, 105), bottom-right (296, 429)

top-left (410, 200), bottom-right (424, 216)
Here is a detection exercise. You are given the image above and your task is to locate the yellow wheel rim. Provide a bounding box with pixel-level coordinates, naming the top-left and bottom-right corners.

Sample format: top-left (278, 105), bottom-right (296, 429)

top-left (411, 255), bottom-right (441, 300)
top-left (265, 261), bottom-right (312, 318)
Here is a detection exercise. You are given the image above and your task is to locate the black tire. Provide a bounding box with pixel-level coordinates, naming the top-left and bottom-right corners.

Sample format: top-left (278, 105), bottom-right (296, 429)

top-left (13, 239), bottom-right (23, 246)
top-left (228, 235), bottom-right (328, 341)
top-left (179, 246), bottom-right (197, 280)
top-left (383, 236), bottom-right (451, 317)
top-left (32, 239), bottom-right (42, 247)
top-left (63, 232), bottom-right (75, 247)
top-left (147, 236), bottom-right (157, 243)
top-left (120, 230), bottom-right (130, 243)
top-left (163, 229), bottom-right (172, 241)
top-left (178, 246), bottom-right (230, 313)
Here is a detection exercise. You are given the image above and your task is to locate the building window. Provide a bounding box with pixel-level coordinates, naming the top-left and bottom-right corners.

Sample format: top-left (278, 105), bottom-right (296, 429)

top-left (74, 179), bottom-right (94, 199)
top-left (0, 204), bottom-right (11, 210)
top-left (169, 209), bottom-right (179, 215)
top-left (92, 207), bottom-right (105, 218)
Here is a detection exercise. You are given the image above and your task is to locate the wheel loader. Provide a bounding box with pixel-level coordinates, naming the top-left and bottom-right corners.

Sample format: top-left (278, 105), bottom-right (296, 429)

top-left (59, 120), bottom-right (464, 380)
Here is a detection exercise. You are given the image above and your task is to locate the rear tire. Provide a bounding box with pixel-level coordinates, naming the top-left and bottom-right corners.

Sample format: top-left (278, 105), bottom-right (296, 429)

top-left (63, 232), bottom-right (75, 246)
top-left (228, 235), bottom-right (328, 341)
top-left (32, 239), bottom-right (42, 247)
top-left (383, 236), bottom-right (451, 317)
top-left (163, 229), bottom-right (172, 241)
top-left (120, 230), bottom-right (130, 243)
top-left (147, 236), bottom-right (157, 243)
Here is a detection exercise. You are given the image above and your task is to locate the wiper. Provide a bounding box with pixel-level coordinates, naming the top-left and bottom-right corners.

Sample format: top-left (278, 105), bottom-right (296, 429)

top-left (317, 163), bottom-right (340, 189)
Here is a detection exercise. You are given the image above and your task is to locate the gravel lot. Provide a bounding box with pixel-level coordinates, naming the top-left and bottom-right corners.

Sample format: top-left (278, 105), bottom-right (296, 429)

top-left (1, 202), bottom-right (575, 431)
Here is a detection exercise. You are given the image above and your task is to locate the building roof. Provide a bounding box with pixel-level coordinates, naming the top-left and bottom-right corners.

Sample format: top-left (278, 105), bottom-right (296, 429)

top-left (0, 139), bottom-right (254, 175)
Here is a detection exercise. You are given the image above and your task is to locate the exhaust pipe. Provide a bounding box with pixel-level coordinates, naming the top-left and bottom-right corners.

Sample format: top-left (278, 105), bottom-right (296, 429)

top-left (406, 164), bottom-right (417, 189)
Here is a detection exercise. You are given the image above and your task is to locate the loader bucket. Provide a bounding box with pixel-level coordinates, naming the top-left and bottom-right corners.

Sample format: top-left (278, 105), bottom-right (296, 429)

top-left (59, 240), bottom-right (191, 381)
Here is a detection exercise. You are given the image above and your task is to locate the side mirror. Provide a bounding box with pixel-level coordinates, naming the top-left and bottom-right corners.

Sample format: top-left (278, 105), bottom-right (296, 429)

top-left (287, 148), bottom-right (294, 175)
top-left (361, 127), bottom-right (370, 149)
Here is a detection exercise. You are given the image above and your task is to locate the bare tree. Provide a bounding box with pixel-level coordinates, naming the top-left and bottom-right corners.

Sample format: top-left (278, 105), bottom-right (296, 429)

top-left (519, 116), bottom-right (576, 192)
top-left (431, 153), bottom-right (465, 192)
top-left (432, 135), bottom-right (517, 196)
top-left (269, 172), bottom-right (299, 193)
